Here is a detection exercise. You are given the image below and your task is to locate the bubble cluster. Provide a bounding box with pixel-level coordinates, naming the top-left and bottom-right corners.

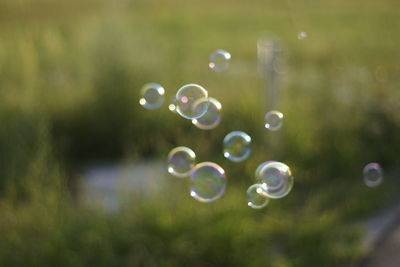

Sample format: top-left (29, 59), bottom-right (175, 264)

top-left (264, 110), bottom-right (283, 131)
top-left (139, 83), bottom-right (165, 109)
top-left (363, 163), bottom-right (383, 188)
top-left (167, 146), bottom-right (196, 178)
top-left (189, 162), bottom-right (227, 203)
top-left (176, 84), bottom-right (209, 119)
top-left (256, 161), bottom-right (293, 199)
top-left (209, 49), bottom-right (231, 72)
top-left (247, 184), bottom-right (270, 209)
top-left (223, 131), bottom-right (252, 162)
top-left (192, 97), bottom-right (222, 130)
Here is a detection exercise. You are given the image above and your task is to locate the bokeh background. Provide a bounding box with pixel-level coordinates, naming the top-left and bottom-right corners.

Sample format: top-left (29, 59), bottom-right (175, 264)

top-left (0, 0), bottom-right (400, 266)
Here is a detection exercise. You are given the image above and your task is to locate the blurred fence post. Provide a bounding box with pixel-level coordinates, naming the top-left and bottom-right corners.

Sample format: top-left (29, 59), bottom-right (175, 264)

top-left (257, 37), bottom-right (282, 156)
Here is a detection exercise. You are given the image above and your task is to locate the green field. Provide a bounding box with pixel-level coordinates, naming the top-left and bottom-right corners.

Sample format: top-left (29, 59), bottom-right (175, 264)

top-left (0, 0), bottom-right (399, 266)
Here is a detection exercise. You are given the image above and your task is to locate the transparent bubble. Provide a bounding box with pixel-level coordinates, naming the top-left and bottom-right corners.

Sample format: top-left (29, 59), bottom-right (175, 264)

top-left (167, 146), bottom-right (196, 178)
top-left (363, 163), bottom-right (383, 187)
top-left (297, 31), bottom-right (307, 40)
top-left (139, 83), bottom-right (165, 109)
top-left (265, 110), bottom-right (283, 131)
top-left (247, 184), bottom-right (270, 209)
top-left (176, 84), bottom-right (208, 119)
top-left (256, 161), bottom-right (293, 199)
top-left (209, 49), bottom-right (231, 72)
top-left (223, 131), bottom-right (252, 162)
top-left (192, 97), bottom-right (222, 130)
top-left (168, 96), bottom-right (178, 113)
top-left (189, 162), bottom-right (226, 203)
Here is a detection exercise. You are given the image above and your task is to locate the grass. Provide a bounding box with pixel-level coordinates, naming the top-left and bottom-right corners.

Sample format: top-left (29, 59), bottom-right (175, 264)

top-left (0, 0), bottom-right (399, 265)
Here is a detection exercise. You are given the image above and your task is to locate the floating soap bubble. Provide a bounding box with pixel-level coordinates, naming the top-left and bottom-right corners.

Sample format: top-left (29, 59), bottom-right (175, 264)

top-left (189, 162), bottom-right (226, 203)
top-left (265, 110), bottom-right (284, 131)
top-left (192, 97), bottom-right (222, 130)
top-left (363, 163), bottom-right (383, 187)
top-left (297, 31), bottom-right (307, 40)
top-left (223, 131), bottom-right (252, 162)
top-left (247, 184), bottom-right (270, 209)
top-left (209, 49), bottom-right (231, 72)
top-left (167, 146), bottom-right (196, 178)
top-left (139, 83), bottom-right (165, 109)
top-left (168, 96), bottom-right (178, 113)
top-left (256, 161), bottom-right (293, 199)
top-left (176, 84), bottom-right (208, 119)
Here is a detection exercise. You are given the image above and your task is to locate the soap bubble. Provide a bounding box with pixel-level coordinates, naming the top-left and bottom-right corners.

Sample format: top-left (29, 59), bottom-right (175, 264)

top-left (167, 146), bottom-right (196, 178)
top-left (256, 161), bottom-right (293, 199)
top-left (264, 110), bottom-right (283, 131)
top-left (223, 131), bottom-right (252, 162)
top-left (297, 31), bottom-right (307, 40)
top-left (176, 84), bottom-right (208, 119)
top-left (192, 97), bottom-right (222, 130)
top-left (139, 83), bottom-right (165, 109)
top-left (209, 49), bottom-right (231, 72)
top-left (189, 162), bottom-right (226, 203)
top-left (168, 96), bottom-right (178, 113)
top-left (363, 163), bottom-right (383, 187)
top-left (247, 184), bottom-right (270, 209)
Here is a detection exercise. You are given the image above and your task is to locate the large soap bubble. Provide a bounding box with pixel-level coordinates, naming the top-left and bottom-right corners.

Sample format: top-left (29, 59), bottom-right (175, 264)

top-left (247, 184), bottom-right (270, 209)
top-left (192, 97), bottom-right (222, 130)
top-left (139, 83), bottom-right (165, 109)
top-left (223, 131), bottom-right (252, 162)
top-left (167, 146), bottom-right (196, 178)
top-left (189, 162), bottom-right (226, 203)
top-left (209, 49), bottom-right (231, 72)
top-left (176, 84), bottom-right (208, 119)
top-left (256, 161), bottom-right (293, 199)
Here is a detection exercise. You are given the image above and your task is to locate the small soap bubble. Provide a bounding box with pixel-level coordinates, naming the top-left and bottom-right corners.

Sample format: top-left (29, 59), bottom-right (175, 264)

top-left (265, 110), bottom-right (283, 131)
top-left (189, 162), bottom-right (226, 203)
top-left (139, 83), bottom-right (165, 109)
top-left (192, 97), bottom-right (222, 130)
top-left (209, 49), bottom-right (231, 72)
top-left (256, 161), bottom-right (293, 199)
top-left (363, 163), bottom-right (383, 187)
top-left (223, 131), bottom-right (252, 162)
top-left (247, 184), bottom-right (270, 209)
top-left (176, 84), bottom-right (208, 119)
top-left (167, 146), bottom-right (196, 178)
top-left (168, 96), bottom-right (178, 113)
top-left (297, 31), bottom-right (307, 40)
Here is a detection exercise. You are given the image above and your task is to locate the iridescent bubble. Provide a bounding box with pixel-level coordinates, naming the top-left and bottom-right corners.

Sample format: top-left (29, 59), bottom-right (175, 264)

top-left (297, 31), bottom-right (307, 40)
top-left (192, 97), bottom-right (222, 130)
top-left (189, 162), bottom-right (226, 203)
top-left (247, 184), bottom-right (270, 209)
top-left (176, 84), bottom-right (208, 119)
top-left (363, 163), bottom-right (383, 188)
top-left (256, 161), bottom-right (293, 199)
top-left (223, 131), bottom-right (252, 162)
top-left (167, 146), bottom-right (196, 178)
top-left (264, 110), bottom-right (283, 131)
top-left (139, 83), bottom-right (165, 109)
top-left (209, 49), bottom-right (231, 72)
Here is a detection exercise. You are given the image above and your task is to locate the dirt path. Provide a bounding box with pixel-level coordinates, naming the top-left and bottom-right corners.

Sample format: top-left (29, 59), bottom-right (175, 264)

top-left (356, 204), bottom-right (400, 267)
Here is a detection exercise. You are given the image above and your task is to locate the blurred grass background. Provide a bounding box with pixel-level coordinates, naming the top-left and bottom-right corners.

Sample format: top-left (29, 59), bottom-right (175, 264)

top-left (0, 0), bottom-right (400, 266)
